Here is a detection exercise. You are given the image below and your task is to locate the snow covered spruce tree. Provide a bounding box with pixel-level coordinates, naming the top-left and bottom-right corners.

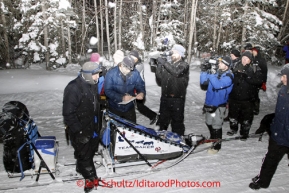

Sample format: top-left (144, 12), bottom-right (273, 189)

top-left (196, 0), bottom-right (282, 60)
top-left (13, 0), bottom-right (78, 69)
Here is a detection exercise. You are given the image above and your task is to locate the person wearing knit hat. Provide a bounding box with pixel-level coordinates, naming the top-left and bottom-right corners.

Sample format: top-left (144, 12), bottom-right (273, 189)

top-left (155, 44), bottom-right (189, 137)
top-left (128, 50), bottom-right (159, 125)
top-left (227, 49), bottom-right (263, 140)
top-left (230, 49), bottom-right (241, 70)
top-left (244, 43), bottom-right (253, 50)
top-left (231, 49), bottom-right (241, 58)
top-left (63, 61), bottom-right (104, 192)
top-left (242, 50), bottom-right (253, 61)
top-left (171, 44), bottom-right (186, 58)
top-left (90, 53), bottom-right (100, 63)
top-left (104, 54), bottom-right (146, 123)
top-left (200, 55), bottom-right (234, 154)
top-left (113, 50), bottom-right (124, 65)
top-left (251, 46), bottom-right (268, 115)
top-left (81, 61), bottom-right (102, 85)
top-left (249, 63), bottom-right (289, 190)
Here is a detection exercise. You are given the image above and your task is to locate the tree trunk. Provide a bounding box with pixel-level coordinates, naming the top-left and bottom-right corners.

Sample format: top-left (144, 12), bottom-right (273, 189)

top-left (114, 0), bottom-right (118, 52)
top-left (138, 0), bottom-right (144, 50)
top-left (216, 22), bottom-right (222, 52)
top-left (212, 5), bottom-right (217, 51)
top-left (187, 0), bottom-right (198, 63)
top-left (67, 24), bottom-right (72, 64)
top-left (241, 1), bottom-right (249, 46)
top-left (80, 0), bottom-right (86, 57)
top-left (105, 0), bottom-right (111, 60)
top-left (100, 0), bottom-right (104, 55)
top-left (94, 0), bottom-right (100, 52)
top-left (277, 0), bottom-right (289, 42)
top-left (151, 0), bottom-right (157, 48)
top-left (41, 1), bottom-right (49, 69)
top-left (61, 20), bottom-right (65, 56)
top-left (118, 0), bottom-right (123, 50)
top-left (0, 0), bottom-right (10, 66)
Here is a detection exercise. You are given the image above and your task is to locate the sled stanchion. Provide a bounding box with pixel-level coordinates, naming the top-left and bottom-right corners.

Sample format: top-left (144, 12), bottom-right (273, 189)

top-left (111, 123), bottom-right (152, 167)
top-left (30, 142), bottom-right (55, 182)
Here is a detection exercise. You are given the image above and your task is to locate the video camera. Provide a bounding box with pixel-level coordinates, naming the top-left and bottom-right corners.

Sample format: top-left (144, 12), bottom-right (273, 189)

top-left (200, 56), bottom-right (220, 73)
top-left (149, 38), bottom-right (173, 67)
top-left (149, 51), bottom-right (173, 67)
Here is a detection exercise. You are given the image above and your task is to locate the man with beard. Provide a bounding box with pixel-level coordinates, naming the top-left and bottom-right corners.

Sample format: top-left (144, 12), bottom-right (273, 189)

top-left (155, 44), bottom-right (189, 136)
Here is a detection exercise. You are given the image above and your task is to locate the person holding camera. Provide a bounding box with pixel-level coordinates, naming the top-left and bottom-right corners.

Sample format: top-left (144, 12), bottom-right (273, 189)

top-left (200, 56), bottom-right (234, 154)
top-left (155, 44), bottom-right (189, 136)
top-left (227, 51), bottom-right (263, 140)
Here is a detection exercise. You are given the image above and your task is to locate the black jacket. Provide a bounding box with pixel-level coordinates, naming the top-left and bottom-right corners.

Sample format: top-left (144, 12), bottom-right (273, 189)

top-left (252, 53), bottom-right (267, 83)
top-left (229, 62), bottom-right (263, 101)
top-left (156, 59), bottom-right (189, 98)
top-left (62, 76), bottom-right (100, 136)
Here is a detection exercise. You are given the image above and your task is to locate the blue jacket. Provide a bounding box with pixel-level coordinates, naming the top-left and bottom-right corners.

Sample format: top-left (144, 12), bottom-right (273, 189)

top-left (271, 85), bottom-right (289, 147)
top-left (104, 66), bottom-right (146, 112)
top-left (283, 44), bottom-right (289, 59)
top-left (200, 70), bottom-right (234, 107)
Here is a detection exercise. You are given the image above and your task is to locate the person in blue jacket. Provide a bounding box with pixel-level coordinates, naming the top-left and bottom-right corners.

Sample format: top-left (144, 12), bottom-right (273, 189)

top-left (104, 55), bottom-right (146, 123)
top-left (200, 56), bottom-right (234, 154)
top-left (249, 63), bottom-right (289, 190)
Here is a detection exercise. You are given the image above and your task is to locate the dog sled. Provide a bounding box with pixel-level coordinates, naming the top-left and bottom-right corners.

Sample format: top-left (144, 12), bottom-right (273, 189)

top-left (99, 111), bottom-right (201, 174)
top-left (0, 101), bottom-right (59, 181)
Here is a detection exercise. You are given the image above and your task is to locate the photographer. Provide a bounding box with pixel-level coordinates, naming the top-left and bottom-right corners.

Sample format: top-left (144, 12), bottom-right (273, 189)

top-left (200, 56), bottom-right (234, 154)
top-left (155, 44), bottom-right (189, 136)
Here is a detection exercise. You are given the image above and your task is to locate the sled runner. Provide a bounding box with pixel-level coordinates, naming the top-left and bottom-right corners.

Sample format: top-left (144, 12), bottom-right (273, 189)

top-left (0, 101), bottom-right (59, 181)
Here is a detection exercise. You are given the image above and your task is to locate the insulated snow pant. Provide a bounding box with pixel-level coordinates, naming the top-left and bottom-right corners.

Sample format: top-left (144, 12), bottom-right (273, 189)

top-left (71, 136), bottom-right (99, 180)
top-left (205, 106), bottom-right (226, 129)
top-left (228, 99), bottom-right (254, 135)
top-left (158, 97), bottom-right (185, 136)
top-left (136, 100), bottom-right (157, 120)
top-left (255, 138), bottom-right (289, 188)
top-left (108, 107), bottom-right (136, 123)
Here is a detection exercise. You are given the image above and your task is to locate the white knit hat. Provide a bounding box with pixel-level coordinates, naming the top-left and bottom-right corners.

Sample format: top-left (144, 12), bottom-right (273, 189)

top-left (113, 50), bottom-right (124, 65)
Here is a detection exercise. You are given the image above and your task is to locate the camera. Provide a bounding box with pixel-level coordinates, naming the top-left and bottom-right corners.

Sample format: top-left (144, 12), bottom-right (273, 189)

top-left (200, 56), bottom-right (219, 72)
top-left (148, 51), bottom-right (173, 67)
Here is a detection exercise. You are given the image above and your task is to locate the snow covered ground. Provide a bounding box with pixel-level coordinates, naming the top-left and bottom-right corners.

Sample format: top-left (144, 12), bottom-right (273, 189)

top-left (0, 59), bottom-right (289, 193)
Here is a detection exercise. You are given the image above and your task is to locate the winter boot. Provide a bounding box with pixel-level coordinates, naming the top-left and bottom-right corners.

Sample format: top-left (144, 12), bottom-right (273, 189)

top-left (150, 114), bottom-right (159, 125)
top-left (206, 124), bottom-right (213, 139)
top-left (208, 128), bottom-right (222, 154)
top-left (240, 120), bottom-right (251, 141)
top-left (206, 124), bottom-right (213, 146)
top-left (84, 179), bottom-right (95, 193)
top-left (253, 98), bottom-right (260, 115)
top-left (227, 119), bottom-right (238, 136)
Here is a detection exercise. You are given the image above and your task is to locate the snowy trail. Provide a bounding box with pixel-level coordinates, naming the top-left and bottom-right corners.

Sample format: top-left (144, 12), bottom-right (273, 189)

top-left (1, 63), bottom-right (289, 192)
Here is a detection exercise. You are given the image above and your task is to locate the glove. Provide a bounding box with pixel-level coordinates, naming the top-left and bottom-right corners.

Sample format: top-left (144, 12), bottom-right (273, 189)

top-left (76, 131), bottom-right (90, 144)
top-left (261, 82), bottom-right (266, 91)
top-left (157, 57), bottom-right (166, 66)
top-left (200, 63), bottom-right (210, 72)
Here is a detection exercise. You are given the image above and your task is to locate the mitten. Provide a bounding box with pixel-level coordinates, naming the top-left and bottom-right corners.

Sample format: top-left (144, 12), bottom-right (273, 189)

top-left (261, 82), bottom-right (266, 91)
top-left (157, 57), bottom-right (166, 65)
